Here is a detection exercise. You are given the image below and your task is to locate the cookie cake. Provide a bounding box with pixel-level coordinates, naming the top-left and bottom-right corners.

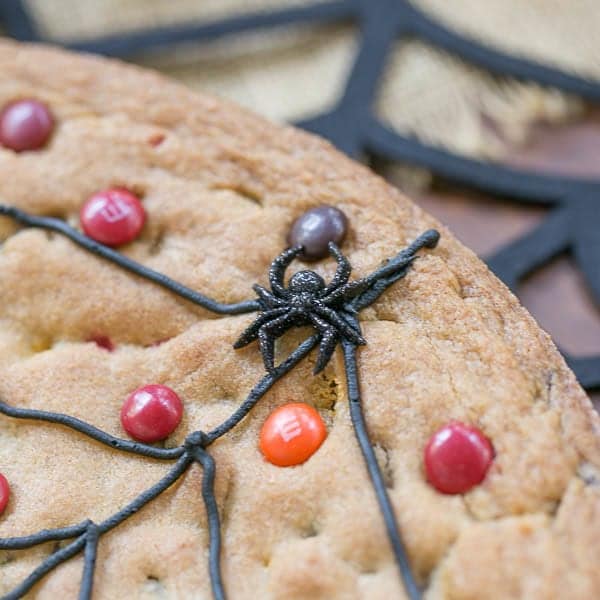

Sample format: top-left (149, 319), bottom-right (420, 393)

top-left (0, 40), bottom-right (599, 600)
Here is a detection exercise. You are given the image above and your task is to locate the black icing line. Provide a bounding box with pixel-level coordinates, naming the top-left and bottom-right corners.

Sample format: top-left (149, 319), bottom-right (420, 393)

top-left (0, 205), bottom-right (260, 316)
top-left (192, 448), bottom-right (225, 600)
top-left (206, 334), bottom-right (321, 443)
top-left (0, 400), bottom-right (184, 460)
top-left (0, 522), bottom-right (89, 551)
top-left (80, 523), bottom-right (99, 600)
top-left (342, 337), bottom-right (420, 599)
top-left (96, 454), bottom-right (193, 535)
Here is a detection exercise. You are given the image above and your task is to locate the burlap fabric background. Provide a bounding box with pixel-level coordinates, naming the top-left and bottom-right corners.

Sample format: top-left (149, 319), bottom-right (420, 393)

top-left (18, 0), bottom-right (600, 161)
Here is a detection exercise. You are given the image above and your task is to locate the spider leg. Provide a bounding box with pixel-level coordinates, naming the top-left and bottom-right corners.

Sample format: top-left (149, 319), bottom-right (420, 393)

top-left (314, 305), bottom-right (366, 346)
top-left (321, 278), bottom-right (370, 306)
top-left (320, 242), bottom-right (352, 296)
top-left (258, 312), bottom-right (299, 373)
top-left (350, 266), bottom-right (411, 312)
top-left (233, 308), bottom-right (290, 348)
top-left (363, 229), bottom-right (440, 287)
top-left (348, 230), bottom-right (439, 312)
top-left (269, 246), bottom-right (304, 298)
top-left (252, 284), bottom-right (286, 308)
top-left (308, 313), bottom-right (339, 374)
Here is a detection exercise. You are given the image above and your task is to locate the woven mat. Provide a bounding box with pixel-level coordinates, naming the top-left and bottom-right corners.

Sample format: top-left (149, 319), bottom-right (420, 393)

top-left (20, 0), bottom-right (600, 161)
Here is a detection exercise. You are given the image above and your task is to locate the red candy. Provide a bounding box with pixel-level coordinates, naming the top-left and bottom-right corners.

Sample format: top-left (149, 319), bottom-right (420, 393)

top-left (0, 473), bottom-right (10, 515)
top-left (0, 99), bottom-right (54, 152)
top-left (259, 403), bottom-right (327, 467)
top-left (88, 334), bottom-right (115, 352)
top-left (121, 384), bottom-right (183, 443)
top-left (424, 421), bottom-right (494, 494)
top-left (80, 188), bottom-right (145, 246)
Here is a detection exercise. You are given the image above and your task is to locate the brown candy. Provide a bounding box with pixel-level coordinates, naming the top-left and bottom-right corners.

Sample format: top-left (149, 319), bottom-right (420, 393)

top-left (287, 205), bottom-right (348, 260)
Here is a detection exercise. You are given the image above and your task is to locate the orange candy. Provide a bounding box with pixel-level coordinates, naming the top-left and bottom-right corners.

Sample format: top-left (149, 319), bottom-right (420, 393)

top-left (259, 403), bottom-right (327, 467)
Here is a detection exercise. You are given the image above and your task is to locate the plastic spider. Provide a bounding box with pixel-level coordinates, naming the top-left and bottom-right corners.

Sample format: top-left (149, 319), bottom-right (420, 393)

top-left (234, 242), bottom-right (397, 374)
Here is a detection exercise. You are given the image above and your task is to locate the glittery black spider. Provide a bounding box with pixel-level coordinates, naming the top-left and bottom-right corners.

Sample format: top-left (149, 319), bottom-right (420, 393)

top-left (234, 243), bottom-right (370, 374)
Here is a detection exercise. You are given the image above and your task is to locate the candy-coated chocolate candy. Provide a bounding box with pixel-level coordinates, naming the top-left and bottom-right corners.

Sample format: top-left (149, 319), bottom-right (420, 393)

top-left (121, 384), bottom-right (183, 443)
top-left (287, 205), bottom-right (348, 260)
top-left (80, 188), bottom-right (145, 246)
top-left (424, 421), bottom-right (493, 494)
top-left (260, 402), bottom-right (327, 467)
top-left (0, 99), bottom-right (54, 151)
top-left (0, 473), bottom-right (10, 515)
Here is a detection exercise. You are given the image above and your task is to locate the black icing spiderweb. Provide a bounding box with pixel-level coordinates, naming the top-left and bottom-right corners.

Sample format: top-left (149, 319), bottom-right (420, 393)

top-left (2, 0), bottom-right (598, 389)
top-left (0, 205), bottom-right (438, 599)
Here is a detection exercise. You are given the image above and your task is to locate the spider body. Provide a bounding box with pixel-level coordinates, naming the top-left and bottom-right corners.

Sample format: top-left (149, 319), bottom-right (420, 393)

top-left (234, 243), bottom-right (369, 374)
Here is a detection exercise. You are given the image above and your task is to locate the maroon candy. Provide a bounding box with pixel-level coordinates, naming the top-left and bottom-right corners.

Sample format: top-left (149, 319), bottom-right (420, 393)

top-left (0, 99), bottom-right (54, 152)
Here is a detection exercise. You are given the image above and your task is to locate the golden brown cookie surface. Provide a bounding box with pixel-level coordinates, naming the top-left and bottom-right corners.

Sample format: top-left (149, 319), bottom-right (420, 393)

top-left (0, 40), bottom-right (599, 599)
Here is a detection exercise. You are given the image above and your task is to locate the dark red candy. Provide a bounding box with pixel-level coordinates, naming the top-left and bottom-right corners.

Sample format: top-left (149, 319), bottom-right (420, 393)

top-left (80, 188), bottom-right (145, 246)
top-left (0, 99), bottom-right (54, 152)
top-left (88, 335), bottom-right (115, 352)
top-left (121, 384), bottom-right (183, 443)
top-left (0, 473), bottom-right (10, 515)
top-left (287, 205), bottom-right (348, 260)
top-left (424, 421), bottom-right (494, 494)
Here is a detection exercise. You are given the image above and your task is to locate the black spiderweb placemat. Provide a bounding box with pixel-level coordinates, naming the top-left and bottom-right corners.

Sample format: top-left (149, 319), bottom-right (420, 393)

top-left (1, 0), bottom-right (600, 391)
